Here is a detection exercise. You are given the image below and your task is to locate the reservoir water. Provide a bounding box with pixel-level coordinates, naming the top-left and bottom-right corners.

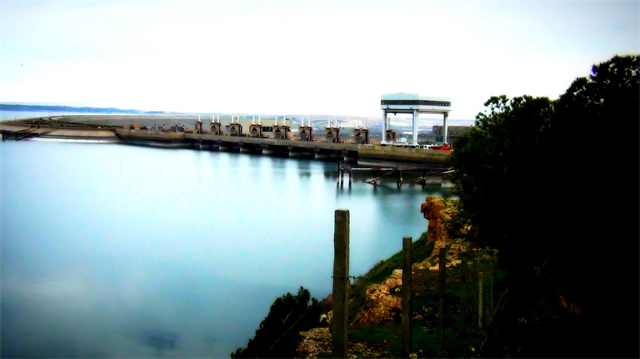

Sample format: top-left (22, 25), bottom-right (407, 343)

top-left (1, 140), bottom-right (454, 358)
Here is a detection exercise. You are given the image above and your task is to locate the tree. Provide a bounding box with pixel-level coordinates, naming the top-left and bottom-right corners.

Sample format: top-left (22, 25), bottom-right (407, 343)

top-left (556, 55), bottom-right (639, 126)
top-left (451, 55), bottom-right (639, 358)
top-left (451, 94), bottom-right (555, 270)
top-left (543, 54), bottom-right (639, 359)
top-left (231, 287), bottom-right (321, 358)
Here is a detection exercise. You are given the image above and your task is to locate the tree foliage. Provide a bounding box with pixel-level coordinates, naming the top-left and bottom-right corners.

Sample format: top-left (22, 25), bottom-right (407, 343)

top-left (451, 55), bottom-right (639, 357)
top-left (556, 54), bottom-right (639, 125)
top-left (453, 55), bottom-right (639, 265)
top-left (231, 287), bottom-right (321, 358)
top-left (452, 95), bottom-right (555, 268)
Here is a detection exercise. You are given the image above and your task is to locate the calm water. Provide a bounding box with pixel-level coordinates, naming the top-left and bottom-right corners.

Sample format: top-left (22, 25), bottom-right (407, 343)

top-left (1, 140), bottom-right (454, 358)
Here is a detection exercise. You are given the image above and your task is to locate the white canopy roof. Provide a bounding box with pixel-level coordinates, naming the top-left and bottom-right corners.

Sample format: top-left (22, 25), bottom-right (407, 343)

top-left (381, 92), bottom-right (451, 113)
top-left (381, 92), bottom-right (450, 102)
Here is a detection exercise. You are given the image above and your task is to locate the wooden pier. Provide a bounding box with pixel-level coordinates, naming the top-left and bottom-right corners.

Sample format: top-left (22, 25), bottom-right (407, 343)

top-left (337, 164), bottom-right (454, 187)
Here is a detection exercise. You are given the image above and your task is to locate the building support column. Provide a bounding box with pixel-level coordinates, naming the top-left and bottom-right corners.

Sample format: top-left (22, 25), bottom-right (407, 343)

top-left (381, 110), bottom-right (387, 143)
top-left (412, 109), bottom-right (419, 146)
top-left (443, 112), bottom-right (449, 145)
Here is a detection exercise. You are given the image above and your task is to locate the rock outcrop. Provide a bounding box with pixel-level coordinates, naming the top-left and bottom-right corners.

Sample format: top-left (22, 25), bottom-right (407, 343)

top-left (420, 196), bottom-right (458, 244)
top-left (351, 269), bottom-right (403, 326)
top-left (418, 196), bottom-right (472, 270)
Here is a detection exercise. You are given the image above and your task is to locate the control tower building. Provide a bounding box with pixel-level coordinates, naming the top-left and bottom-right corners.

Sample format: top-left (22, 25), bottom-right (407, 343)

top-left (380, 92), bottom-right (451, 145)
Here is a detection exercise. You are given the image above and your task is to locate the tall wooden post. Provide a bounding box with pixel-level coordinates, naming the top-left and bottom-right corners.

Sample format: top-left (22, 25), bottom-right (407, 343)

top-left (332, 209), bottom-right (350, 358)
top-left (490, 261), bottom-right (495, 312)
top-left (460, 251), bottom-right (467, 331)
top-left (437, 246), bottom-right (447, 356)
top-left (470, 260), bottom-right (478, 331)
top-left (478, 271), bottom-right (484, 329)
top-left (402, 236), bottom-right (412, 358)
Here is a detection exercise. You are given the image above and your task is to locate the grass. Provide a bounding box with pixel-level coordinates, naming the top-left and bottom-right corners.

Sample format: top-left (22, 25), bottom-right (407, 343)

top-left (366, 231), bottom-right (435, 284)
top-left (349, 325), bottom-right (398, 343)
top-left (343, 324), bottom-right (488, 358)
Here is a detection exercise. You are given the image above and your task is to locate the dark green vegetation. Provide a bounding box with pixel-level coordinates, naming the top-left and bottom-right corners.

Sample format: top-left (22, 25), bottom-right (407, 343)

top-left (451, 94), bottom-right (555, 261)
top-left (231, 287), bottom-right (323, 358)
top-left (346, 325), bottom-right (485, 358)
top-left (451, 55), bottom-right (639, 358)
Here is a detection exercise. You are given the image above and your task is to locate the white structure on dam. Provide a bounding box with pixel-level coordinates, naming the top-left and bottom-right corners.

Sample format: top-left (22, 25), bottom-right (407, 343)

top-left (381, 92), bottom-right (451, 145)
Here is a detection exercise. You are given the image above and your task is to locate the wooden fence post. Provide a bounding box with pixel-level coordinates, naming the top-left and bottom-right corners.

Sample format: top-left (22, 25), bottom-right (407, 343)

top-left (402, 236), bottom-right (412, 358)
top-left (490, 261), bottom-right (495, 312)
top-left (437, 246), bottom-right (447, 357)
top-left (332, 209), bottom-right (350, 358)
top-left (460, 251), bottom-right (467, 332)
top-left (478, 271), bottom-right (484, 329)
top-left (470, 260), bottom-right (478, 331)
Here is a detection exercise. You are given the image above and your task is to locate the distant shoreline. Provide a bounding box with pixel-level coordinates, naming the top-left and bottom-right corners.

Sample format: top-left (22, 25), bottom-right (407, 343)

top-left (0, 104), bottom-right (156, 115)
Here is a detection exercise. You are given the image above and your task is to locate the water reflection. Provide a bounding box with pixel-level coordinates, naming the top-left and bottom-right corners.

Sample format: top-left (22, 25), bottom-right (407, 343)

top-left (142, 330), bottom-right (179, 353)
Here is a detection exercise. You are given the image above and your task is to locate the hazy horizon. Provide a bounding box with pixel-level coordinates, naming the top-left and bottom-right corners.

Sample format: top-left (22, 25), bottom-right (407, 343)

top-left (0, 103), bottom-right (477, 126)
top-left (1, 2), bottom-right (637, 118)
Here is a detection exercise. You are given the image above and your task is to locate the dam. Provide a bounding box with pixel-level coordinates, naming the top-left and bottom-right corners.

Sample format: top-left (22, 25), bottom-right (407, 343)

top-left (0, 115), bottom-right (453, 170)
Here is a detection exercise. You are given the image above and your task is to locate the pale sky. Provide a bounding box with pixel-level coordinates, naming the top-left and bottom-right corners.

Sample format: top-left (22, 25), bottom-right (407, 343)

top-left (0, 1), bottom-right (638, 119)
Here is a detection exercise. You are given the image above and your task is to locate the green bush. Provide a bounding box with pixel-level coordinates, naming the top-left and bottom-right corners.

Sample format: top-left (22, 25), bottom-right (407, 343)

top-left (231, 287), bottom-right (321, 358)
